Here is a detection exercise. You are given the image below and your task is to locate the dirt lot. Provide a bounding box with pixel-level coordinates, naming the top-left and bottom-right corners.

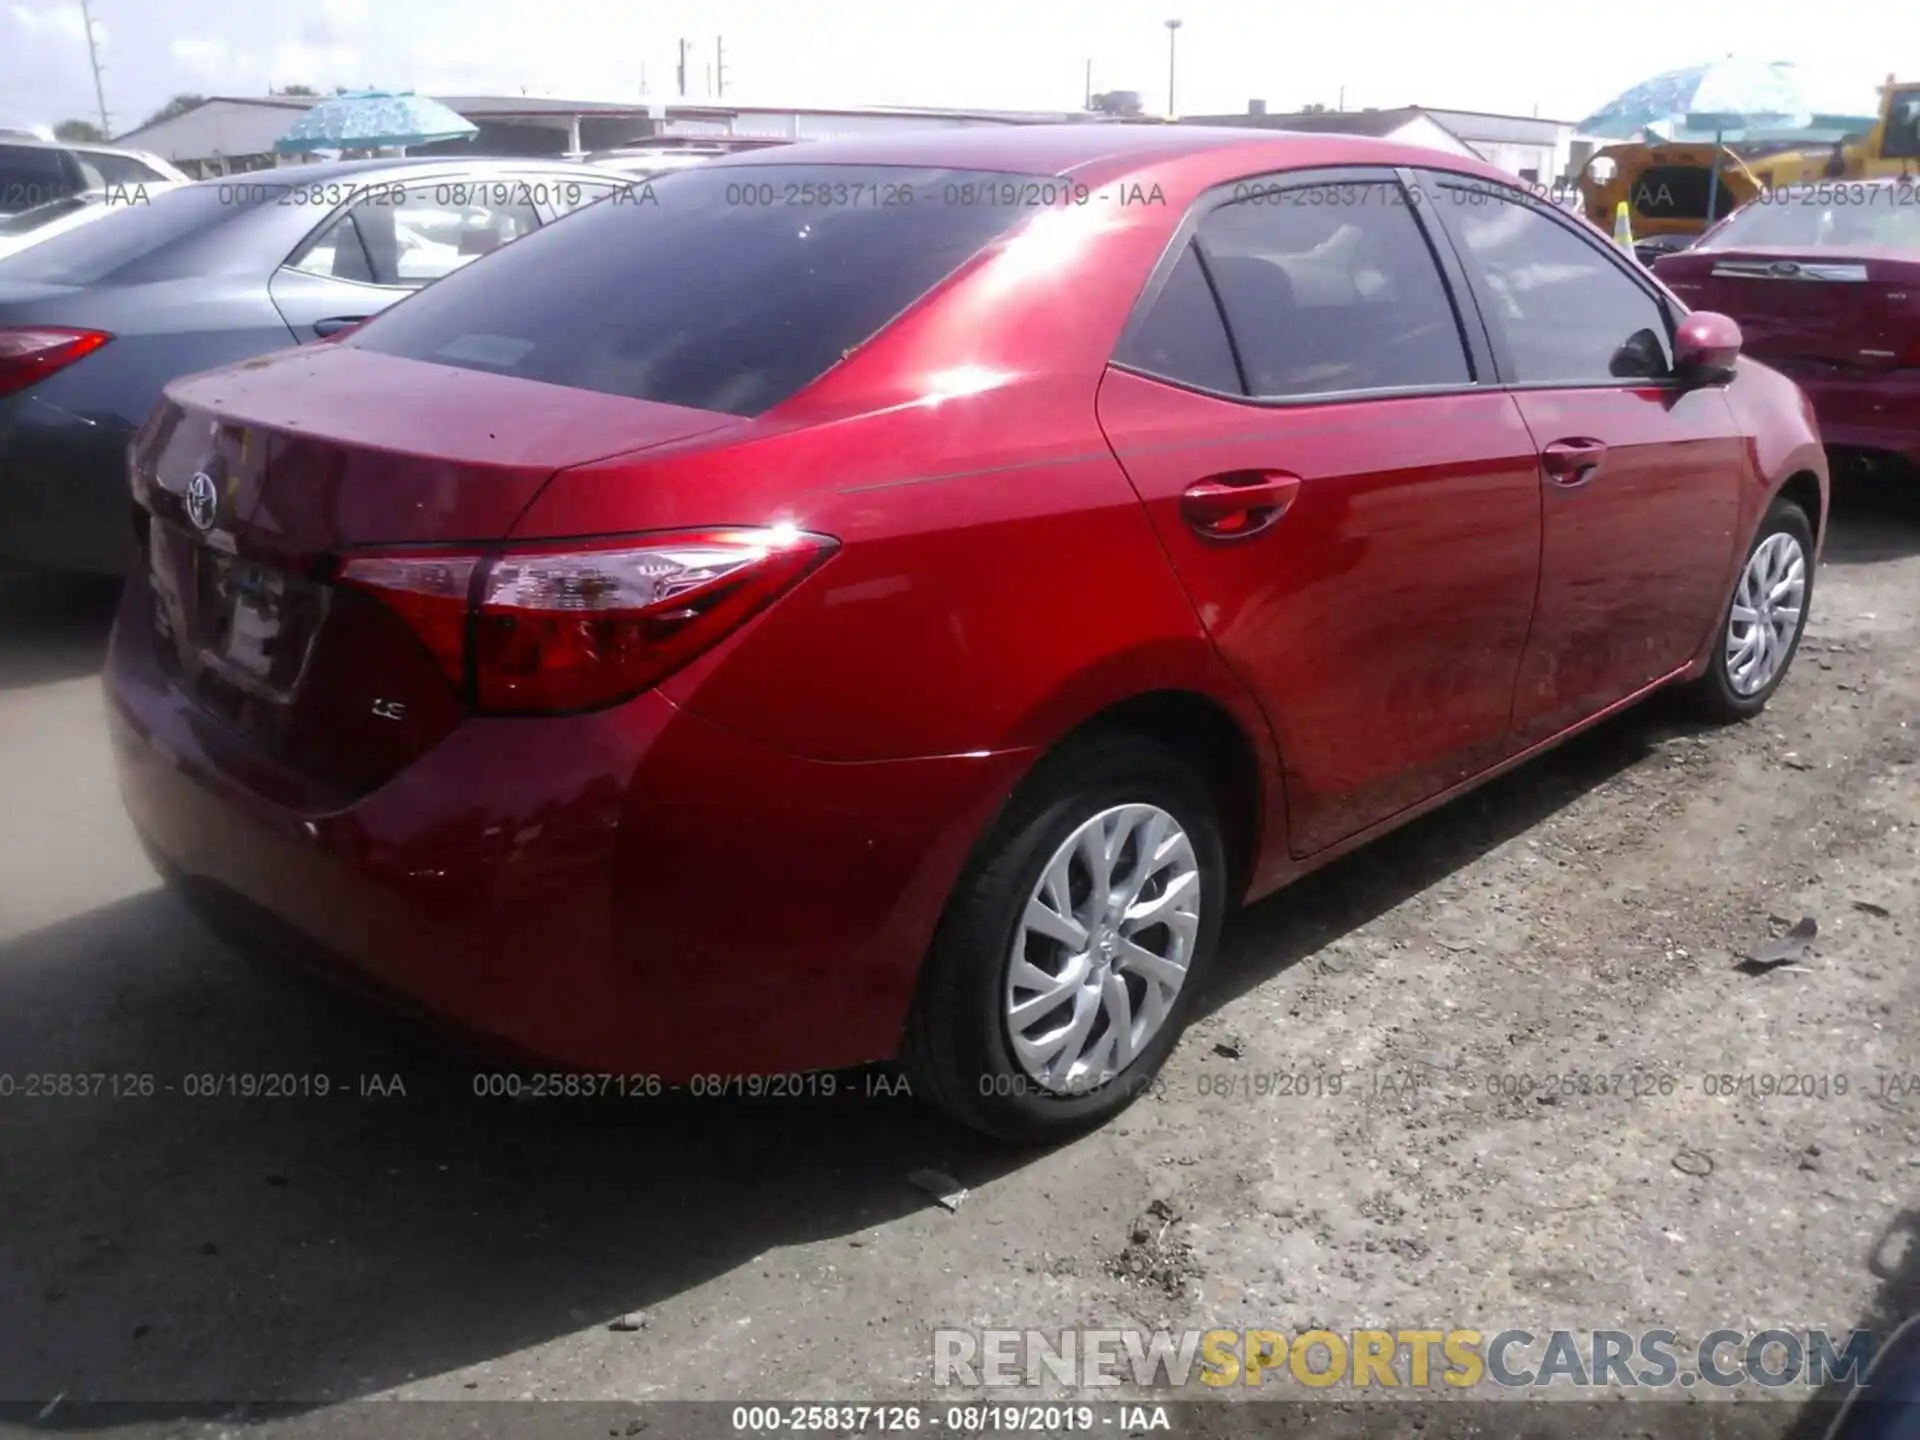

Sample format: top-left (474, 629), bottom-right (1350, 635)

top-left (2, 492), bottom-right (1917, 1439)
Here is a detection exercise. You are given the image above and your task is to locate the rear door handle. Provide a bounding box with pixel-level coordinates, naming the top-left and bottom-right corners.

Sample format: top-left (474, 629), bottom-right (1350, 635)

top-left (312, 316), bottom-right (367, 338)
top-left (1541, 437), bottom-right (1608, 487)
top-left (1179, 471), bottom-right (1302, 539)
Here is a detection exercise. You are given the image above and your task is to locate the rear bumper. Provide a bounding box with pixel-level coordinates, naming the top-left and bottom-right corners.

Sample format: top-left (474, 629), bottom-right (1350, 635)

top-left (106, 574), bottom-right (1032, 1078)
top-left (0, 390), bottom-right (137, 575)
top-left (1783, 366), bottom-right (1920, 467)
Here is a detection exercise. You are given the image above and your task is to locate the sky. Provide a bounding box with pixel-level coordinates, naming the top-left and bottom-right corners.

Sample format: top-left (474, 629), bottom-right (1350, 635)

top-left (1, 0), bottom-right (1910, 138)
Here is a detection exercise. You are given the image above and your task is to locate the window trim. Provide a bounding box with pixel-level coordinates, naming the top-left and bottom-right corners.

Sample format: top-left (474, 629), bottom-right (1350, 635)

top-left (1412, 167), bottom-right (1685, 393)
top-left (278, 172), bottom-right (557, 291)
top-left (1109, 164), bottom-right (1491, 408)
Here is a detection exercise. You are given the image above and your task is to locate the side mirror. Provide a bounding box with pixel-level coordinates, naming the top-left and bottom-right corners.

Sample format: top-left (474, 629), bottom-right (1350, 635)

top-left (1674, 311), bottom-right (1742, 384)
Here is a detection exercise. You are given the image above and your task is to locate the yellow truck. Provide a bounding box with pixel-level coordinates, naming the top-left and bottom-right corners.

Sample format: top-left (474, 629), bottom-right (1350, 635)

top-left (1747, 75), bottom-right (1920, 185)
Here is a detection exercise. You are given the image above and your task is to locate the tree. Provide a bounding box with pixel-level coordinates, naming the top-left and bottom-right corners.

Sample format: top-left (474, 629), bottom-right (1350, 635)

top-left (1090, 90), bottom-right (1145, 117)
top-left (54, 119), bottom-right (107, 142)
top-left (139, 93), bottom-right (207, 129)
top-left (277, 84), bottom-right (319, 97)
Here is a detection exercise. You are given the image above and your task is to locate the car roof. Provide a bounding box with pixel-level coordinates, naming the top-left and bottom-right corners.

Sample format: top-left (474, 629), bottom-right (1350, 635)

top-left (702, 122), bottom-right (1516, 189)
top-left (198, 155), bottom-right (631, 186)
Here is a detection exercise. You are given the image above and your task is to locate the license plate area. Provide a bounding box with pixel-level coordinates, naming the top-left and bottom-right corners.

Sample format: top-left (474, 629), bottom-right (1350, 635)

top-left (167, 533), bottom-right (329, 703)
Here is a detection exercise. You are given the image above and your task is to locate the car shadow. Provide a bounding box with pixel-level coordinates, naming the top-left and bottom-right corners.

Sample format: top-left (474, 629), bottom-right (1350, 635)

top-left (1822, 476), bottom-right (1920, 568)
top-left (1202, 697), bottom-right (1675, 1015)
top-left (0, 883), bottom-right (1025, 1420)
top-left (0, 565), bottom-right (122, 691)
top-left (1774, 1206), bottom-right (1920, 1440)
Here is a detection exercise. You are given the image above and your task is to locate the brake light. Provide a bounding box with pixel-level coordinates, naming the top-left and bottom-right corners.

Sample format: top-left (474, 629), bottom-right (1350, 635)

top-left (1903, 334), bottom-right (1920, 368)
top-left (337, 553), bottom-right (478, 688)
top-left (341, 527), bottom-right (836, 714)
top-left (0, 327), bottom-right (111, 399)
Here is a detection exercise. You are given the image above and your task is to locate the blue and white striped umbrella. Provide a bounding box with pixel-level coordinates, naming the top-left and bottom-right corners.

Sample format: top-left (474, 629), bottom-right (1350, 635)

top-left (1578, 57), bottom-right (1875, 142)
top-left (273, 92), bottom-right (478, 154)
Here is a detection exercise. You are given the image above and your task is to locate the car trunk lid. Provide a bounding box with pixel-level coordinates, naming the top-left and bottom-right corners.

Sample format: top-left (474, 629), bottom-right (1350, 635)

top-left (128, 344), bottom-right (740, 804)
top-left (1658, 246), bottom-right (1920, 374)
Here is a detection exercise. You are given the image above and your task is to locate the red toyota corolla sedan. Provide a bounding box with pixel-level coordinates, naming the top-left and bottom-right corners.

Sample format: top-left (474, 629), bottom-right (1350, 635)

top-left (1656, 176), bottom-right (1920, 483)
top-left (106, 126), bottom-right (1827, 1141)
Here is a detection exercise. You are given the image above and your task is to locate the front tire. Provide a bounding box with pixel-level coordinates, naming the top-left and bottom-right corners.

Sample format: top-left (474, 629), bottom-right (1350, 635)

top-left (1686, 497), bottom-right (1814, 722)
top-left (903, 734), bottom-right (1227, 1143)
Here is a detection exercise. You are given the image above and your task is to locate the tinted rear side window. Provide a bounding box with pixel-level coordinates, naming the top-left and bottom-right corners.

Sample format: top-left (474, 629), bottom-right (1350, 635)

top-left (1114, 243), bottom-right (1243, 394)
top-left (1194, 180), bottom-right (1471, 397)
top-left (351, 165), bottom-right (1048, 416)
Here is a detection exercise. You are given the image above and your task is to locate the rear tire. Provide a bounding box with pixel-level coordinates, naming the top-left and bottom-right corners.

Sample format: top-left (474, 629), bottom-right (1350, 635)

top-left (903, 733), bottom-right (1227, 1143)
top-left (1685, 497), bottom-right (1814, 722)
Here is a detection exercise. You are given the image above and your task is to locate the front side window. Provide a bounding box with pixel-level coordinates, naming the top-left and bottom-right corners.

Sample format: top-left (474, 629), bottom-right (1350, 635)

top-left (1885, 89), bottom-right (1920, 161)
top-left (1436, 186), bottom-right (1672, 385)
top-left (1189, 180), bottom-right (1472, 398)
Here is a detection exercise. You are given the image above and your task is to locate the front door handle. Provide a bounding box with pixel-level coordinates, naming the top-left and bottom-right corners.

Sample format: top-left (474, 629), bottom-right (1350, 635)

top-left (1180, 471), bottom-right (1302, 540)
top-left (312, 316), bottom-right (368, 339)
top-left (1541, 437), bottom-right (1608, 487)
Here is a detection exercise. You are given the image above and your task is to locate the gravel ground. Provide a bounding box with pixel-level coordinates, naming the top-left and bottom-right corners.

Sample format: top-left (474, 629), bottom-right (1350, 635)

top-left (2, 491), bottom-right (1917, 1439)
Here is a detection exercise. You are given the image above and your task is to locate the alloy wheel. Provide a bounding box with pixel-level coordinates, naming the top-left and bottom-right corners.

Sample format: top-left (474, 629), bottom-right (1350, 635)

top-left (1004, 803), bottom-right (1201, 1094)
top-left (1726, 531), bottom-right (1807, 697)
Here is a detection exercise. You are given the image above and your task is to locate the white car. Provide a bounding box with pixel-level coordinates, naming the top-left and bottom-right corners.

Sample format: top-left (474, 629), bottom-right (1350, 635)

top-left (0, 182), bottom-right (185, 262)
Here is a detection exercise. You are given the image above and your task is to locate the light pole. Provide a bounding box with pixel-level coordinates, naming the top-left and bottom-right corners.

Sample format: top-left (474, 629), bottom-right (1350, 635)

top-left (1164, 19), bottom-right (1182, 120)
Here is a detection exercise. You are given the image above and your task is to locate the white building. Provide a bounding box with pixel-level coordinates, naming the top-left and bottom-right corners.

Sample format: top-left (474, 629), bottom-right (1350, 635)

top-left (112, 95), bottom-right (1104, 176)
top-left (1182, 103), bottom-right (1593, 185)
top-left (1180, 104), bottom-right (1482, 161)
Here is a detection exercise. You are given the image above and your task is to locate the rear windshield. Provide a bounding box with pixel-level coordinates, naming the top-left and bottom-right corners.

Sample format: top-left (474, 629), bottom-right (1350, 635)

top-left (1706, 187), bottom-right (1920, 250)
top-left (350, 164), bottom-right (1049, 416)
top-left (1627, 164), bottom-right (1742, 222)
top-left (0, 180), bottom-right (275, 283)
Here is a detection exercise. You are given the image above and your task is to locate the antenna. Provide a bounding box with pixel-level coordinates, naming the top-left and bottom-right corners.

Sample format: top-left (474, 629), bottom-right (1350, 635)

top-left (78, 0), bottom-right (110, 135)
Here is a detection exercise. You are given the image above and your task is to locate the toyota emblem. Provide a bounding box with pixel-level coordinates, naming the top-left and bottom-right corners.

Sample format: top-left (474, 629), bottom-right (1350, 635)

top-left (185, 471), bottom-right (218, 532)
top-left (1769, 261), bottom-right (1801, 277)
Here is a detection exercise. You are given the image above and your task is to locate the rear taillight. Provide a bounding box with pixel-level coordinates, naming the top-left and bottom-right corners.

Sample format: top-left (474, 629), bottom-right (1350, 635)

top-left (1902, 334), bottom-right (1920, 368)
top-left (341, 527), bottom-right (836, 715)
top-left (0, 327), bottom-right (112, 399)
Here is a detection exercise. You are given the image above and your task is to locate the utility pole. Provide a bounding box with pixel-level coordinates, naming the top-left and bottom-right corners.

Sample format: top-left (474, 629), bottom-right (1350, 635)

top-left (78, 0), bottom-right (110, 135)
top-left (677, 38), bottom-right (688, 99)
top-left (716, 36), bottom-right (727, 98)
top-left (1084, 59), bottom-right (1093, 110)
top-left (1164, 19), bottom-right (1182, 120)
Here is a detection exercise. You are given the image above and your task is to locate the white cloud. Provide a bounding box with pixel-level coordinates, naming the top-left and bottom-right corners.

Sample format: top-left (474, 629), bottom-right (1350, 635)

top-left (8, 3), bottom-right (86, 39)
top-left (170, 37), bottom-right (228, 71)
top-left (271, 40), bottom-right (359, 86)
top-left (323, 0), bottom-right (369, 29)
